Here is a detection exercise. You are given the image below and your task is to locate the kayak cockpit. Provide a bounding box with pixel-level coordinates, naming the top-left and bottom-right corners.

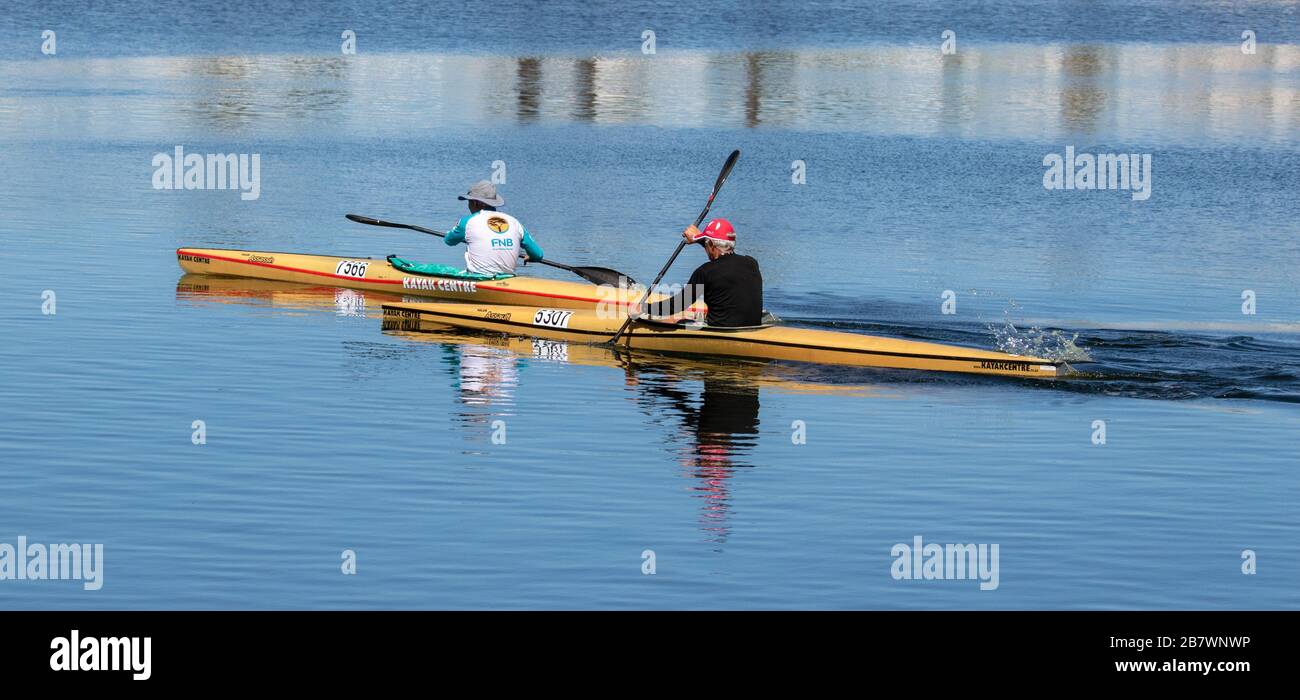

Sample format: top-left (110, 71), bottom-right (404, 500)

top-left (386, 255), bottom-right (515, 281)
top-left (637, 310), bottom-right (780, 332)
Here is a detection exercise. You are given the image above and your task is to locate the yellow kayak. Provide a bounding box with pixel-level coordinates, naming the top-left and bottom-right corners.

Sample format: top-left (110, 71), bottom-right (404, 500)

top-left (381, 302), bottom-right (1065, 379)
top-left (176, 247), bottom-right (688, 310)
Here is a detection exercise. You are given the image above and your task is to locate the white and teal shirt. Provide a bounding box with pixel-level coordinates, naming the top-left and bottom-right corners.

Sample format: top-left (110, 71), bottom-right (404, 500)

top-left (444, 210), bottom-right (544, 275)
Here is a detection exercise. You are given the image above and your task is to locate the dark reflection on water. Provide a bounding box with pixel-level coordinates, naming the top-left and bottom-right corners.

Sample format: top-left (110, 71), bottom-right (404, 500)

top-left (1060, 45), bottom-right (1110, 134)
top-left (573, 58), bottom-right (597, 122)
top-left (938, 51), bottom-right (969, 129)
top-left (614, 355), bottom-right (763, 545)
top-left (744, 53), bottom-right (764, 129)
top-left (681, 380), bottom-right (761, 545)
top-left (516, 57), bottom-right (542, 122)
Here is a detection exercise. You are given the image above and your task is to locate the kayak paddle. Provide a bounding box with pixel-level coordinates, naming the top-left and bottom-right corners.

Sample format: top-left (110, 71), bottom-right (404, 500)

top-left (344, 213), bottom-right (635, 287)
top-left (605, 148), bottom-right (740, 346)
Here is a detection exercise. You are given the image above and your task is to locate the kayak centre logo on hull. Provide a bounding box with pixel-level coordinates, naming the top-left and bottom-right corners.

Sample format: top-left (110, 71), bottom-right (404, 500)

top-left (978, 360), bottom-right (1036, 373)
top-left (402, 277), bottom-right (479, 293)
top-left (151, 146), bottom-right (261, 201)
top-left (891, 536), bottom-right (999, 591)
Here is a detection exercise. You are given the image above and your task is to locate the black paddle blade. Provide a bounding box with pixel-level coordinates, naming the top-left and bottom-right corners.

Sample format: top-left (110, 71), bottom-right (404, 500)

top-left (346, 213), bottom-right (387, 226)
top-left (570, 266), bottom-right (637, 288)
top-left (692, 149), bottom-right (741, 227)
top-left (714, 149), bottom-right (741, 191)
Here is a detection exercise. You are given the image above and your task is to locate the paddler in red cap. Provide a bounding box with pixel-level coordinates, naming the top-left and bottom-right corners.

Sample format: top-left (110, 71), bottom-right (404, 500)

top-left (634, 218), bottom-right (763, 327)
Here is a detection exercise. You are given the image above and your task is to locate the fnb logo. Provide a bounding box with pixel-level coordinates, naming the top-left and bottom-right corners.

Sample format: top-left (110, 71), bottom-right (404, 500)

top-left (490, 238), bottom-right (514, 248)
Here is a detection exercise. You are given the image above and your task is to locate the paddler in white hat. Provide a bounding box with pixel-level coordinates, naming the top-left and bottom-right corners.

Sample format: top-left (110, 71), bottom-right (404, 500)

top-left (444, 180), bottom-right (545, 276)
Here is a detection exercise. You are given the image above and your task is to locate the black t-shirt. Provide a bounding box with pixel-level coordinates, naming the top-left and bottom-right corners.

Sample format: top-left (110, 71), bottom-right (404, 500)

top-left (646, 253), bottom-right (763, 327)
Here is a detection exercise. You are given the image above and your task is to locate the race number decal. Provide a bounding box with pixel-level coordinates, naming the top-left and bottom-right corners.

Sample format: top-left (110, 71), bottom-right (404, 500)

top-left (532, 309), bottom-right (573, 329)
top-left (334, 260), bottom-right (369, 278)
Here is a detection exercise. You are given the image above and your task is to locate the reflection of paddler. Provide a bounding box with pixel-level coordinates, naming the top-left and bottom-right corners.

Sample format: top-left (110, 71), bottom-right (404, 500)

top-left (692, 379), bottom-right (760, 441)
top-left (439, 341), bottom-right (518, 410)
top-left (457, 352), bottom-right (516, 403)
top-left (618, 358), bottom-right (761, 543)
top-left (617, 359), bottom-right (761, 449)
top-left (680, 379), bottom-right (759, 544)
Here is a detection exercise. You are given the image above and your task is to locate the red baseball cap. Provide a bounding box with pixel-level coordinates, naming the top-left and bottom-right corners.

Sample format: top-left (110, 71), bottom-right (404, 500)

top-left (697, 218), bottom-right (735, 243)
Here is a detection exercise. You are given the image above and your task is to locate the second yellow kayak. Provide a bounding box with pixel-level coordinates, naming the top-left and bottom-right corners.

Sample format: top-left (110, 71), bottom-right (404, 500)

top-left (381, 302), bottom-right (1064, 379)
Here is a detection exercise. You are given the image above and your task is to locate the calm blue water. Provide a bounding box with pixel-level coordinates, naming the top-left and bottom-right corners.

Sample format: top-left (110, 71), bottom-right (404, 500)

top-left (1, 2), bottom-right (1298, 609)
